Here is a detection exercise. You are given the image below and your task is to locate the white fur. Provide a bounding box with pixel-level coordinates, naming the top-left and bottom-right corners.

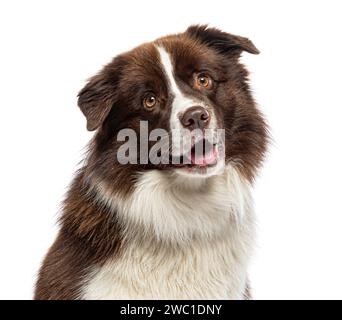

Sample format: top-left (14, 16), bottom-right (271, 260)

top-left (81, 165), bottom-right (255, 299)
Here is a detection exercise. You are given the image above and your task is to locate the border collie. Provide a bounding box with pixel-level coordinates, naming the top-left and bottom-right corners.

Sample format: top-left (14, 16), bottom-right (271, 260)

top-left (35, 25), bottom-right (268, 300)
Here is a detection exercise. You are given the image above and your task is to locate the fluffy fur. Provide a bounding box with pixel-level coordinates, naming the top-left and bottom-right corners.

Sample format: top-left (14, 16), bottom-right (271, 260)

top-left (81, 166), bottom-right (254, 299)
top-left (35, 25), bottom-right (268, 300)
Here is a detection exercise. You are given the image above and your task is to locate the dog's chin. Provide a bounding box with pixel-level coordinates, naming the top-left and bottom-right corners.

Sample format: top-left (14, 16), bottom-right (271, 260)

top-left (172, 158), bottom-right (225, 178)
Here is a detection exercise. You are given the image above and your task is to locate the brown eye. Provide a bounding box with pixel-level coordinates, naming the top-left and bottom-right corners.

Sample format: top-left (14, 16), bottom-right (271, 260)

top-left (143, 94), bottom-right (157, 109)
top-left (195, 73), bottom-right (212, 89)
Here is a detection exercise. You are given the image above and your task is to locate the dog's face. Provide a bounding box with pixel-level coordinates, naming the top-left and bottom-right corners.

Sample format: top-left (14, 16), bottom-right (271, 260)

top-left (78, 25), bottom-right (267, 189)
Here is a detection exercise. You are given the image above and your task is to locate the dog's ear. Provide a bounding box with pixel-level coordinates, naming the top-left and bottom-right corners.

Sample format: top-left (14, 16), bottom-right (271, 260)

top-left (77, 60), bottom-right (122, 131)
top-left (186, 25), bottom-right (259, 56)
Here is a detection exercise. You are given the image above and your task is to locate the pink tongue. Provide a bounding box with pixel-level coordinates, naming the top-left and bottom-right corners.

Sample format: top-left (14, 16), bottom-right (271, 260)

top-left (191, 147), bottom-right (218, 166)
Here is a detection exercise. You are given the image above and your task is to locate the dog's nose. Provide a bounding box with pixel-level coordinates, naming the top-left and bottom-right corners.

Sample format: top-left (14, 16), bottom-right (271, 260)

top-left (180, 106), bottom-right (210, 130)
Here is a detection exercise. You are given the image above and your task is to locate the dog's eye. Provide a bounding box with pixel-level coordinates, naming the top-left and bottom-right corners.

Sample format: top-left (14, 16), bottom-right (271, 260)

top-left (195, 73), bottom-right (213, 89)
top-left (143, 94), bottom-right (157, 109)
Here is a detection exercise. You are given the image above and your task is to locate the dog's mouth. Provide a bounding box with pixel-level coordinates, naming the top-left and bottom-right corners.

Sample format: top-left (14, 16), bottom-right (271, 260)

top-left (171, 139), bottom-right (219, 170)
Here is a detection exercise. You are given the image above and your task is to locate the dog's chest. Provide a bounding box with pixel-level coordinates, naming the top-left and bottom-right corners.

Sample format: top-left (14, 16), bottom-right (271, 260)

top-left (82, 168), bottom-right (254, 299)
top-left (81, 233), bottom-right (250, 300)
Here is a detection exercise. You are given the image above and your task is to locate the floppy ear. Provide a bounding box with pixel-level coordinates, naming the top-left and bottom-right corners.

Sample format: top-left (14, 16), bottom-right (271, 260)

top-left (77, 62), bottom-right (121, 131)
top-left (186, 25), bottom-right (259, 55)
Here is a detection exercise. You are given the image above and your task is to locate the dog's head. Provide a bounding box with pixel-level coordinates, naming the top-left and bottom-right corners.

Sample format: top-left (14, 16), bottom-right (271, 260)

top-left (78, 25), bottom-right (267, 189)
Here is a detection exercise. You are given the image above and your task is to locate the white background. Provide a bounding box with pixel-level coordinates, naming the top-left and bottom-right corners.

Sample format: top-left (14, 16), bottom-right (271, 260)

top-left (1, 0), bottom-right (342, 300)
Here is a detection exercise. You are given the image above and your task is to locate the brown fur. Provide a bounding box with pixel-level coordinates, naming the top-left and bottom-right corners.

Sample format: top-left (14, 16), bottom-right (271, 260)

top-left (35, 25), bottom-right (268, 300)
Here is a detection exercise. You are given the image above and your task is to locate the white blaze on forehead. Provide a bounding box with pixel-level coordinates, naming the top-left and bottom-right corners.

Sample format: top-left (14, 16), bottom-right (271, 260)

top-left (156, 45), bottom-right (197, 130)
top-left (156, 46), bottom-right (183, 97)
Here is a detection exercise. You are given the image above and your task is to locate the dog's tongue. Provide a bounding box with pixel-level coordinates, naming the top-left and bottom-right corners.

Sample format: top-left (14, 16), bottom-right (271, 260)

top-left (191, 145), bottom-right (218, 166)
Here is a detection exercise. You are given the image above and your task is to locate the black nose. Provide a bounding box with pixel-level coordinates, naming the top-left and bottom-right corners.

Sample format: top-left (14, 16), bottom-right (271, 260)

top-left (180, 106), bottom-right (210, 130)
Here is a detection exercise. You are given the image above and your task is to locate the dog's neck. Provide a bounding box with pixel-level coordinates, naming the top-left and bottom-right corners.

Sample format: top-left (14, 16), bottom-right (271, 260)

top-left (89, 164), bottom-right (253, 245)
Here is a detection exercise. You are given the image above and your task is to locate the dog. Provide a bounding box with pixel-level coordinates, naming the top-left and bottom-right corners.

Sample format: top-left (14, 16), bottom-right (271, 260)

top-left (35, 25), bottom-right (268, 300)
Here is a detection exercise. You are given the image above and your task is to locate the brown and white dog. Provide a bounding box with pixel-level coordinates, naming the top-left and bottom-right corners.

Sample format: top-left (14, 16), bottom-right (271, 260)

top-left (35, 25), bottom-right (268, 300)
